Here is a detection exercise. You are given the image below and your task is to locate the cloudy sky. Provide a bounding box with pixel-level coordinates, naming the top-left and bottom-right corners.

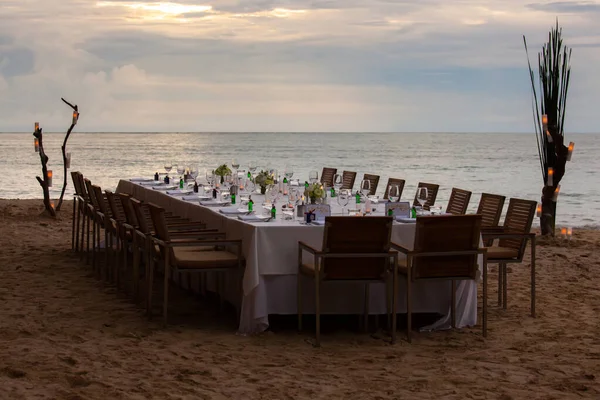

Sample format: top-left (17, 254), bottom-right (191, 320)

top-left (0, 0), bottom-right (598, 132)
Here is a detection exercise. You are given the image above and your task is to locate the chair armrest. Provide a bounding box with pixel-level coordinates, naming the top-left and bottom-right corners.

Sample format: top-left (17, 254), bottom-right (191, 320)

top-left (390, 242), bottom-right (413, 255)
top-left (482, 231), bottom-right (535, 241)
top-left (298, 241), bottom-right (322, 255)
top-left (481, 225), bottom-right (505, 233)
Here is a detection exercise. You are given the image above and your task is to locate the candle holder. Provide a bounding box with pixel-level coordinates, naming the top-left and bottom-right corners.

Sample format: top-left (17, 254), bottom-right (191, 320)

top-left (47, 170), bottom-right (53, 187)
top-left (547, 167), bottom-right (554, 186)
top-left (560, 227), bottom-right (567, 239)
top-left (552, 185), bottom-right (560, 202)
top-left (34, 138), bottom-right (39, 152)
top-left (567, 227), bottom-right (573, 240)
top-left (567, 142), bottom-right (574, 161)
top-left (66, 152), bottom-right (71, 169)
top-left (536, 203), bottom-right (542, 217)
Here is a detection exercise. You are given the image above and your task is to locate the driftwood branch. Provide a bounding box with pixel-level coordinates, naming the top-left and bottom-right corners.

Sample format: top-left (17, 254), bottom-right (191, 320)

top-left (56, 98), bottom-right (79, 211)
top-left (33, 127), bottom-right (56, 217)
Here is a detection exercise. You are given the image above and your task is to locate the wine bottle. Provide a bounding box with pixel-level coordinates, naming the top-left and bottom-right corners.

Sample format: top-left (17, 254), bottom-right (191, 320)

top-left (248, 196), bottom-right (254, 212)
top-left (271, 204), bottom-right (276, 219)
top-left (193, 181), bottom-right (199, 193)
top-left (355, 191), bottom-right (361, 204)
top-left (154, 172), bottom-right (159, 181)
top-left (179, 176), bottom-right (184, 189)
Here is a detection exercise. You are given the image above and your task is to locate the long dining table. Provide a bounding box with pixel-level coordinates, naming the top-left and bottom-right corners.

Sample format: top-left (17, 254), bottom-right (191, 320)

top-left (116, 179), bottom-right (481, 334)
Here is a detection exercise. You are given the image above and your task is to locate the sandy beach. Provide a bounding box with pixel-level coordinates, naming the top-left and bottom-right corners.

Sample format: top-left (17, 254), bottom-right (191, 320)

top-left (0, 198), bottom-right (598, 399)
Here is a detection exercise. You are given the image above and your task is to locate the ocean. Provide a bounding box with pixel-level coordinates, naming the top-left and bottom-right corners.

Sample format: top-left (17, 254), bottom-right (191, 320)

top-left (1, 132), bottom-right (598, 228)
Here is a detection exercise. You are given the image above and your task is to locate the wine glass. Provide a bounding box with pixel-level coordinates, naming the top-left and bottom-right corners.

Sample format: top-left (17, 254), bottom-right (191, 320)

top-left (284, 166), bottom-right (294, 180)
top-left (248, 161), bottom-right (257, 176)
top-left (267, 184), bottom-right (279, 205)
top-left (388, 185), bottom-right (400, 202)
top-left (189, 165), bottom-right (199, 182)
top-left (163, 161), bottom-right (172, 179)
top-left (360, 179), bottom-right (371, 198)
top-left (205, 169), bottom-right (214, 186)
top-left (337, 189), bottom-right (350, 215)
top-left (232, 158), bottom-right (240, 170)
top-left (245, 178), bottom-right (256, 193)
top-left (309, 170), bottom-right (319, 184)
top-left (416, 187), bottom-right (429, 213)
top-left (333, 173), bottom-right (343, 190)
top-left (176, 164), bottom-right (185, 177)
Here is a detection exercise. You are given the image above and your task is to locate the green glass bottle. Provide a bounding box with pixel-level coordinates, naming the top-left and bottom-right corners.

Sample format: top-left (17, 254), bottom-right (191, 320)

top-left (411, 207), bottom-right (417, 218)
top-left (356, 191), bottom-right (361, 204)
top-left (179, 176), bottom-right (184, 189)
top-left (304, 181), bottom-right (309, 190)
top-left (330, 187), bottom-right (335, 198)
top-left (388, 208), bottom-right (393, 217)
top-left (248, 196), bottom-right (254, 212)
top-left (247, 171), bottom-right (252, 179)
top-left (271, 204), bottom-right (276, 219)
top-left (231, 193), bottom-right (236, 205)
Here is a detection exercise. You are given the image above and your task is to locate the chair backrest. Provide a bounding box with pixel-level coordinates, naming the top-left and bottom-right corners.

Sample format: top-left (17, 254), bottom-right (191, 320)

top-left (118, 193), bottom-right (139, 227)
top-left (362, 174), bottom-right (380, 196)
top-left (476, 193), bottom-right (506, 228)
top-left (411, 215), bottom-right (482, 280)
top-left (84, 179), bottom-right (98, 209)
top-left (413, 182), bottom-right (439, 210)
top-left (71, 171), bottom-right (83, 197)
top-left (91, 185), bottom-right (111, 217)
top-left (146, 203), bottom-right (175, 262)
top-left (105, 190), bottom-right (125, 223)
top-left (77, 173), bottom-right (90, 202)
top-left (130, 198), bottom-right (152, 234)
top-left (341, 171), bottom-right (357, 190)
top-left (320, 216), bottom-right (393, 280)
top-left (383, 178), bottom-right (406, 200)
top-left (321, 167), bottom-right (337, 188)
top-left (499, 198), bottom-right (537, 257)
top-left (446, 188), bottom-right (472, 215)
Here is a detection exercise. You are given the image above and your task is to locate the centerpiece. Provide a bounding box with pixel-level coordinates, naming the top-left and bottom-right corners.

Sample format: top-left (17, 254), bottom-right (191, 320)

top-left (305, 183), bottom-right (325, 204)
top-left (214, 164), bottom-right (232, 184)
top-left (254, 170), bottom-right (275, 194)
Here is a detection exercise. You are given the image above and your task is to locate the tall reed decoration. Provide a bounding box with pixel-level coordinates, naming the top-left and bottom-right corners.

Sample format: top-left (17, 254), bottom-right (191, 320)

top-left (523, 21), bottom-right (572, 236)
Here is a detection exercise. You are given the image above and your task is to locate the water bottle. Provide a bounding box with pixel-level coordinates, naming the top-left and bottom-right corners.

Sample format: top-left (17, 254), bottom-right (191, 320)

top-left (179, 176), bottom-right (184, 189)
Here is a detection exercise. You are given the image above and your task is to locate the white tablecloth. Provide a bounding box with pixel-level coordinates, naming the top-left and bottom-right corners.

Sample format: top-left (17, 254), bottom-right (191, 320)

top-left (116, 180), bottom-right (480, 334)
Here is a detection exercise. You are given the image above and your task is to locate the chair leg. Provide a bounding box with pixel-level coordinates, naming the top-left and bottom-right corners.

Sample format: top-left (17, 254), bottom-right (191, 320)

top-left (163, 250), bottom-right (170, 326)
top-left (483, 254), bottom-right (488, 337)
top-left (363, 283), bottom-right (370, 333)
top-left (502, 264), bottom-right (508, 310)
top-left (71, 198), bottom-right (76, 251)
top-left (406, 258), bottom-right (412, 343)
top-left (132, 238), bottom-right (140, 301)
top-left (531, 237), bottom-right (536, 318)
top-left (497, 263), bottom-right (502, 306)
top-left (451, 280), bottom-right (456, 329)
top-left (84, 213), bottom-right (90, 263)
top-left (146, 243), bottom-right (154, 318)
top-left (297, 273), bottom-right (303, 332)
top-left (391, 269), bottom-right (398, 344)
top-left (75, 201), bottom-right (81, 252)
top-left (315, 277), bottom-right (321, 347)
top-left (104, 226), bottom-right (110, 282)
top-left (92, 219), bottom-right (97, 270)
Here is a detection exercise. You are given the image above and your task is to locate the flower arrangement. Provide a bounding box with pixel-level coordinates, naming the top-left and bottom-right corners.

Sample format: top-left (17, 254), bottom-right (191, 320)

top-left (305, 183), bottom-right (325, 204)
top-left (214, 164), bottom-right (232, 184)
top-left (254, 170), bottom-right (275, 194)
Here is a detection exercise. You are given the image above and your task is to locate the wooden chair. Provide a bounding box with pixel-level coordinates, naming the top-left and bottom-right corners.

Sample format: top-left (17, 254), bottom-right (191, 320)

top-left (76, 173), bottom-right (93, 262)
top-left (321, 167), bottom-right (337, 188)
top-left (477, 193), bottom-right (506, 246)
top-left (446, 188), bottom-right (472, 215)
top-left (147, 203), bottom-right (244, 325)
top-left (91, 185), bottom-right (116, 281)
top-left (298, 216), bottom-right (397, 346)
top-left (392, 215), bottom-right (487, 342)
top-left (362, 174), bottom-right (380, 196)
top-left (383, 178), bottom-right (406, 200)
top-left (482, 198), bottom-right (537, 316)
top-left (84, 179), bottom-right (104, 270)
top-left (70, 171), bottom-right (88, 253)
top-left (341, 171), bottom-right (357, 191)
top-left (105, 190), bottom-right (130, 290)
top-left (413, 182), bottom-right (439, 210)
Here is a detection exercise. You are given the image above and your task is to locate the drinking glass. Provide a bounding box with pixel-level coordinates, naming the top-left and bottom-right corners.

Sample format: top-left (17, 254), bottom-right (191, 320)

top-left (189, 165), bottom-right (199, 183)
top-left (388, 185), bottom-right (400, 202)
top-left (232, 158), bottom-right (240, 170)
top-left (416, 187), bottom-right (429, 212)
top-left (206, 169), bottom-right (214, 186)
top-left (245, 178), bottom-right (256, 193)
top-left (248, 161), bottom-right (257, 175)
top-left (360, 179), bottom-right (371, 198)
top-left (267, 184), bottom-right (279, 205)
top-left (164, 161), bottom-right (172, 178)
top-left (284, 166), bottom-right (294, 180)
top-left (333, 173), bottom-right (343, 190)
top-left (309, 170), bottom-right (319, 184)
top-left (337, 189), bottom-right (350, 215)
top-left (176, 164), bottom-right (185, 176)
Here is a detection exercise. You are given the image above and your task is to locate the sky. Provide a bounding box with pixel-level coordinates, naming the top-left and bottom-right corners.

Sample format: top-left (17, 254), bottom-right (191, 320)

top-left (0, 0), bottom-right (598, 133)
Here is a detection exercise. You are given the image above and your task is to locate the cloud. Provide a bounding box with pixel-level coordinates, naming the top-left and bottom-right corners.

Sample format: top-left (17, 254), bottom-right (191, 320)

top-left (0, 0), bottom-right (598, 132)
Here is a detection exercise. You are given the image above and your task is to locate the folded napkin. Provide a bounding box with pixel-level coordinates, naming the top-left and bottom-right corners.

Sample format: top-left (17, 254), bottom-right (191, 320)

top-left (238, 214), bottom-right (272, 222)
top-left (396, 217), bottom-right (416, 223)
top-left (199, 200), bottom-right (230, 207)
top-left (130, 177), bottom-right (155, 182)
top-left (219, 207), bottom-right (251, 215)
top-left (182, 195), bottom-right (211, 201)
top-left (166, 190), bottom-right (192, 195)
top-left (140, 181), bottom-right (159, 186)
top-left (153, 185), bottom-right (177, 190)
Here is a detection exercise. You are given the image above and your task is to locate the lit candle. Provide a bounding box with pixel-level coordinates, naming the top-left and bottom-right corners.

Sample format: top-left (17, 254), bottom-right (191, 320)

top-left (34, 138), bottom-right (39, 152)
top-left (47, 170), bottom-right (53, 187)
top-left (50, 202), bottom-right (55, 210)
top-left (552, 185), bottom-right (560, 202)
top-left (567, 227), bottom-right (573, 240)
top-left (72, 111), bottom-right (79, 125)
top-left (66, 152), bottom-right (71, 169)
top-left (567, 142), bottom-right (574, 161)
top-left (536, 203), bottom-right (542, 217)
top-left (560, 227), bottom-right (567, 238)
top-left (34, 122), bottom-right (39, 131)
top-left (547, 167), bottom-right (554, 186)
